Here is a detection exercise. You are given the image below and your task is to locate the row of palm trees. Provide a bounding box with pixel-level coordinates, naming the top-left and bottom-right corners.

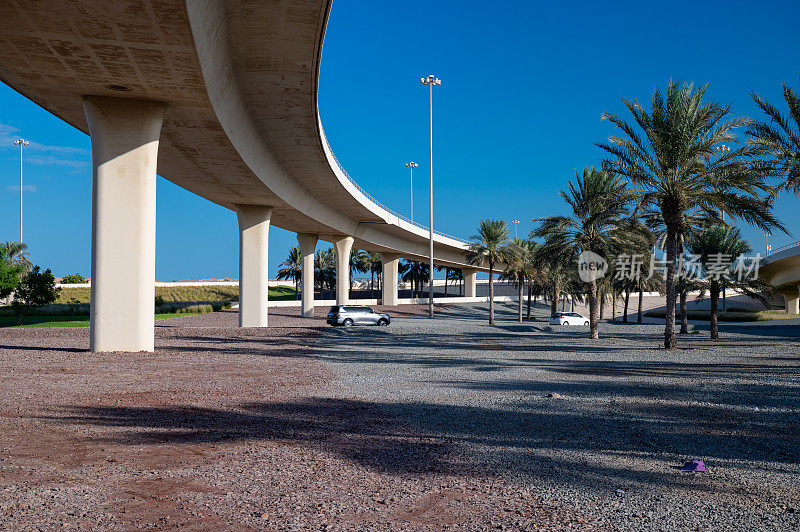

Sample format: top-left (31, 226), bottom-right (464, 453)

top-left (277, 246), bottom-right (465, 298)
top-left (466, 76), bottom-right (800, 347)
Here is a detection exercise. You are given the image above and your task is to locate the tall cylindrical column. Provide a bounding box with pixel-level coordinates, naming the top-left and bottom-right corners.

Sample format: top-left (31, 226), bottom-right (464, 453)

top-left (463, 268), bottom-right (478, 298)
top-left (781, 287), bottom-right (800, 315)
top-left (297, 233), bottom-right (318, 317)
top-left (334, 236), bottom-right (354, 306)
top-left (84, 96), bottom-right (166, 353)
top-left (380, 253), bottom-right (400, 306)
top-left (237, 205), bottom-right (272, 327)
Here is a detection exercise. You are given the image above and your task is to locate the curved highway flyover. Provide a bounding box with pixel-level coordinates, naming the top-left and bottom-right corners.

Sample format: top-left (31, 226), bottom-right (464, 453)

top-left (760, 243), bottom-right (800, 314)
top-left (0, 0), bottom-right (484, 352)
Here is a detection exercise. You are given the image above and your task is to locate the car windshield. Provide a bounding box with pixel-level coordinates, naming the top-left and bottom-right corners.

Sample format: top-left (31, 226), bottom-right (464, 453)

top-left (327, 306), bottom-right (340, 313)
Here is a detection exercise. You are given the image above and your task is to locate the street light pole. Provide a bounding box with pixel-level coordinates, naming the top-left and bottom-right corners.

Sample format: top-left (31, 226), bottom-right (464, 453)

top-left (716, 144), bottom-right (730, 223)
top-left (13, 138), bottom-right (29, 243)
top-left (511, 219), bottom-right (520, 239)
top-left (405, 161), bottom-right (418, 221)
top-left (421, 74), bottom-right (441, 319)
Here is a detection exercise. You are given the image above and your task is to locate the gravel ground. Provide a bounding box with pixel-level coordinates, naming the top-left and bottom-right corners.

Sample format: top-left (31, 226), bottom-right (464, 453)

top-left (0, 306), bottom-right (596, 530)
top-left (314, 301), bottom-right (800, 531)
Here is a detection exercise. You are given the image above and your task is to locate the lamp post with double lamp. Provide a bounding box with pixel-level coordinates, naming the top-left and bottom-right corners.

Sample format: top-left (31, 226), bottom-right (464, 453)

top-left (511, 219), bottom-right (520, 239)
top-left (13, 138), bottom-right (29, 243)
top-left (405, 161), bottom-right (418, 221)
top-left (421, 74), bottom-right (441, 319)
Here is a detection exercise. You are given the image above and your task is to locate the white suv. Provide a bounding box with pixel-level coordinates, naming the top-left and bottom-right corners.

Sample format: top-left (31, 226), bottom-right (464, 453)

top-left (549, 312), bottom-right (589, 326)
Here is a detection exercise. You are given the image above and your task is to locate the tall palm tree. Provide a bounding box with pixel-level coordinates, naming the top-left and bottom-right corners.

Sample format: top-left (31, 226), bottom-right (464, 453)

top-left (534, 167), bottom-right (634, 339)
top-left (687, 225), bottom-right (757, 339)
top-left (466, 219), bottom-right (513, 325)
top-left (500, 238), bottom-right (528, 323)
top-left (748, 76), bottom-right (800, 196)
top-left (276, 246), bottom-right (302, 298)
top-left (597, 79), bottom-right (784, 348)
top-left (0, 241), bottom-right (32, 274)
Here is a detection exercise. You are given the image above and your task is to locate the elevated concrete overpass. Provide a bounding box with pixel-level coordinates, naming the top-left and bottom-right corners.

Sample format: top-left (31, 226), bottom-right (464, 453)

top-left (760, 243), bottom-right (800, 313)
top-left (0, 0), bottom-right (485, 352)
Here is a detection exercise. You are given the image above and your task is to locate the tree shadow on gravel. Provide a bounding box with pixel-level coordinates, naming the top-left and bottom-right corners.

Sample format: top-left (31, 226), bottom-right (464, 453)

top-left (39, 393), bottom-right (798, 494)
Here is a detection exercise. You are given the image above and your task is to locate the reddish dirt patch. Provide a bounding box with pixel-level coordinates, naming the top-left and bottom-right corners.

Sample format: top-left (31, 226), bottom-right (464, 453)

top-left (0, 308), bottom-right (596, 530)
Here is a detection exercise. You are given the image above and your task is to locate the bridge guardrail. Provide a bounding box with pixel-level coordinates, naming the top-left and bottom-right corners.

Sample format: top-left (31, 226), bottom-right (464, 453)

top-left (321, 127), bottom-right (470, 245)
top-left (763, 240), bottom-right (800, 263)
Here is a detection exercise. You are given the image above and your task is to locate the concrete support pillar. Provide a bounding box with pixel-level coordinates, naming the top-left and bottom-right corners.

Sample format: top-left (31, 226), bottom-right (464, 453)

top-left (297, 233), bottom-right (318, 317)
top-left (463, 268), bottom-right (478, 298)
top-left (237, 205), bottom-right (272, 327)
top-left (334, 236), bottom-right (354, 305)
top-left (84, 96), bottom-right (166, 353)
top-left (782, 287), bottom-right (800, 314)
top-left (380, 253), bottom-right (400, 306)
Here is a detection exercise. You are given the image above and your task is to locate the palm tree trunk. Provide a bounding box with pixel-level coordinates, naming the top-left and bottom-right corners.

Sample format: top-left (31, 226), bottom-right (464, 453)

top-left (680, 290), bottom-right (688, 334)
top-left (623, 288), bottom-right (631, 323)
top-left (599, 289), bottom-right (605, 320)
top-left (637, 289), bottom-right (644, 324)
top-left (518, 277), bottom-right (523, 323)
top-left (710, 281), bottom-right (720, 339)
top-left (612, 293), bottom-right (616, 322)
top-left (588, 278), bottom-right (599, 339)
top-left (444, 269), bottom-right (449, 296)
top-left (664, 227), bottom-right (678, 348)
top-left (526, 284), bottom-right (532, 319)
top-left (550, 289), bottom-right (558, 316)
top-left (489, 264), bottom-right (495, 325)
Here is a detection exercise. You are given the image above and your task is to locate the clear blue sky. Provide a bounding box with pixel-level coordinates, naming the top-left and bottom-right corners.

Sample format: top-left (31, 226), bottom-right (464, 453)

top-left (1, 0), bottom-right (798, 280)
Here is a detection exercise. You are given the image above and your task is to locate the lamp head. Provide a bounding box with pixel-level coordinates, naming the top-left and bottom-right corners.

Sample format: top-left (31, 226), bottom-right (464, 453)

top-left (421, 74), bottom-right (442, 86)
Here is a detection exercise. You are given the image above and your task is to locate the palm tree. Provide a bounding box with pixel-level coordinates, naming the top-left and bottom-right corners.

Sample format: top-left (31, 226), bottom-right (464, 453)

top-left (276, 246), bottom-right (302, 298)
top-left (687, 225), bottom-right (758, 339)
top-left (522, 239), bottom-right (543, 319)
top-left (597, 79), bottom-right (784, 348)
top-left (467, 219), bottom-right (513, 325)
top-left (500, 238), bottom-right (528, 323)
top-left (314, 247), bottom-right (336, 293)
top-left (748, 76), bottom-right (800, 196)
top-left (366, 252), bottom-right (382, 295)
top-left (448, 268), bottom-right (464, 295)
top-left (349, 249), bottom-right (370, 291)
top-left (1, 241), bottom-right (32, 274)
top-left (401, 260), bottom-right (430, 297)
top-left (533, 167), bottom-right (633, 339)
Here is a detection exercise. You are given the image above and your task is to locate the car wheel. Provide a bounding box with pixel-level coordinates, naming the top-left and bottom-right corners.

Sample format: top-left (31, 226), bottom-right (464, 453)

top-left (584, 321), bottom-right (589, 326)
top-left (343, 319), bottom-right (354, 327)
top-left (378, 319), bottom-right (388, 326)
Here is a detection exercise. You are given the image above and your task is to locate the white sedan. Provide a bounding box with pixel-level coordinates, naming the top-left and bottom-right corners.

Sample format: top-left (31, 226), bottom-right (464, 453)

top-left (549, 312), bottom-right (589, 326)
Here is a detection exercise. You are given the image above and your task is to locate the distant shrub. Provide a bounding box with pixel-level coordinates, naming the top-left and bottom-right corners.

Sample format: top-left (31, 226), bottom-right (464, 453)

top-left (154, 295), bottom-right (166, 308)
top-left (12, 266), bottom-right (60, 325)
top-left (60, 273), bottom-right (86, 284)
top-left (0, 250), bottom-right (22, 300)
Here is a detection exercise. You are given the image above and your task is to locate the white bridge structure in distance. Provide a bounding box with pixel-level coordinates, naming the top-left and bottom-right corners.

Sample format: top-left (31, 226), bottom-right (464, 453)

top-left (760, 242), bottom-right (800, 314)
top-left (0, 0), bottom-right (488, 352)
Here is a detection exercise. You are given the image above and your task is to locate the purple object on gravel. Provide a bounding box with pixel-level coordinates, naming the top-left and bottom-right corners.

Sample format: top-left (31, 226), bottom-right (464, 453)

top-left (681, 459), bottom-right (706, 472)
